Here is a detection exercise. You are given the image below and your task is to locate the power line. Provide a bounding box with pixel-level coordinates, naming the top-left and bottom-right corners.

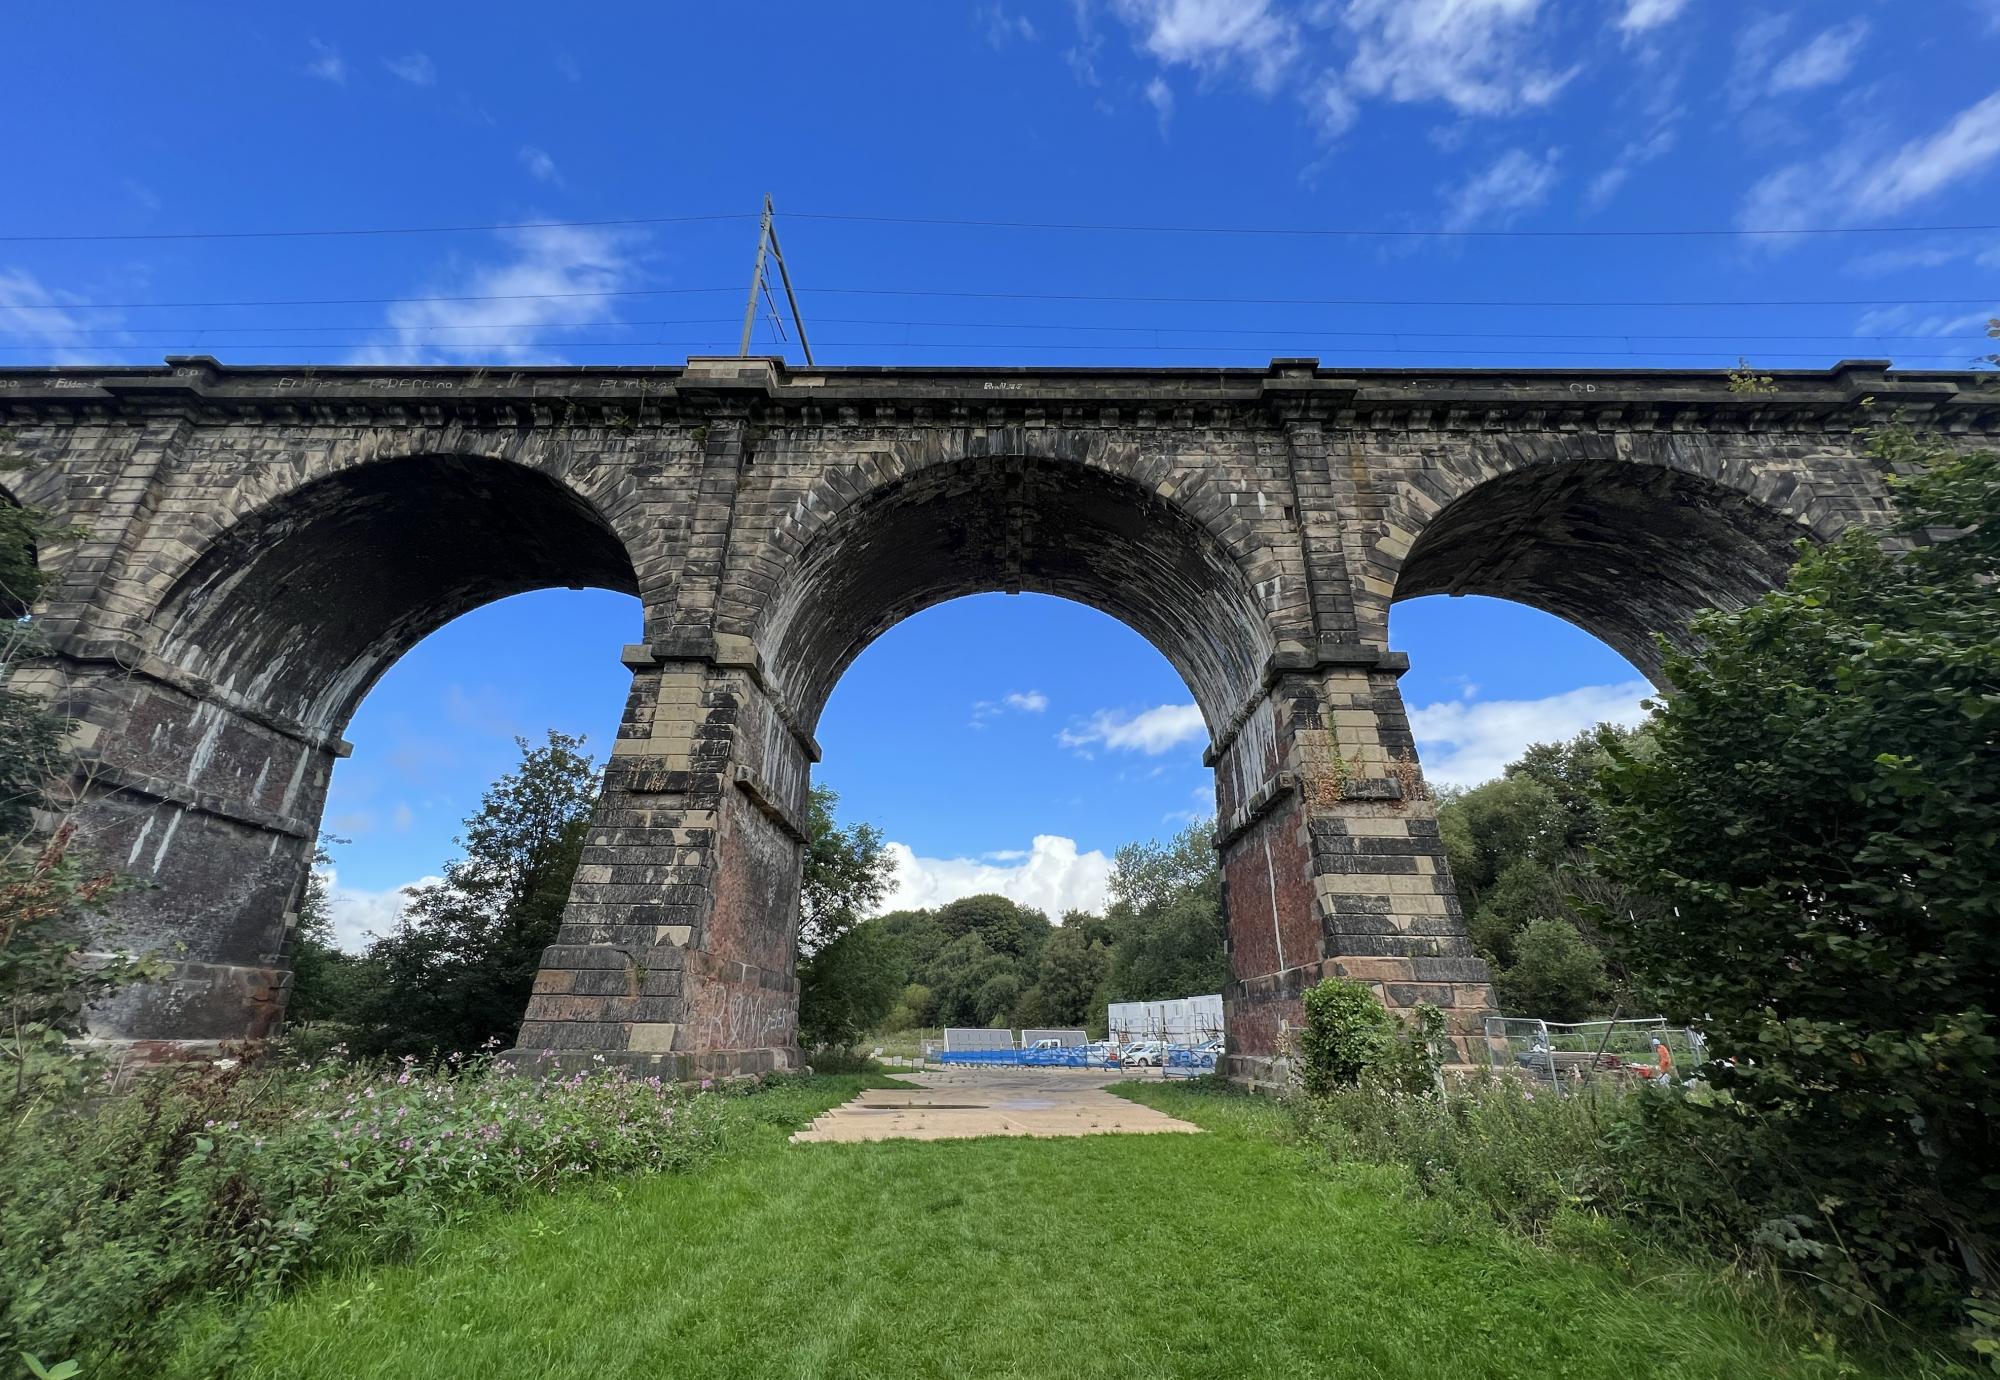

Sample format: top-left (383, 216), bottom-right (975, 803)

top-left (8, 285), bottom-right (1996, 313)
top-left (0, 212), bottom-right (754, 244)
top-left (6, 207), bottom-right (2000, 244)
top-left (15, 318), bottom-right (1998, 347)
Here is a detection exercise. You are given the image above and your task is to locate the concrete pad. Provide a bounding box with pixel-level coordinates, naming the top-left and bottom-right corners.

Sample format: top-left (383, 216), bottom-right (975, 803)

top-left (790, 1068), bottom-right (1201, 1143)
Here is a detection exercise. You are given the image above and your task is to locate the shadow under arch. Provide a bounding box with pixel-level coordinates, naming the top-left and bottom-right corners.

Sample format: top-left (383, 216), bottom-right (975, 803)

top-left (752, 454), bottom-right (1278, 737)
top-left (1390, 459), bottom-right (1819, 684)
top-left (149, 453), bottom-right (641, 738)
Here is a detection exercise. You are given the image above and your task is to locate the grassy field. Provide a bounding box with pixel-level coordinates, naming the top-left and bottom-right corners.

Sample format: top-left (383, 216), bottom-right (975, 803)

top-left (198, 1078), bottom-right (1934, 1380)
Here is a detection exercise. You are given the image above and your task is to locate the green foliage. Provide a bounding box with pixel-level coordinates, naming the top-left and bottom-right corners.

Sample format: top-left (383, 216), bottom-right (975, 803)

top-left (325, 732), bottom-right (599, 1057)
top-left (934, 893), bottom-right (1051, 965)
top-left (1296, 977), bottom-right (1395, 1095)
top-left (797, 921), bottom-right (903, 1053)
top-left (1016, 923), bottom-right (1111, 1027)
top-left (1593, 429), bottom-right (2000, 1330)
top-left (0, 1051), bottom-right (734, 1375)
top-left (226, 1079), bottom-right (1917, 1380)
top-left (1495, 917), bottom-right (1609, 1023)
top-left (1437, 727), bottom-right (1654, 1017)
top-left (1100, 820), bottom-right (1230, 1007)
top-left (799, 785), bottom-right (892, 957)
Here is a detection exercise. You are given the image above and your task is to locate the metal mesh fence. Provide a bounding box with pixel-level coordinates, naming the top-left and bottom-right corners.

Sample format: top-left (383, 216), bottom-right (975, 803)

top-left (1484, 1016), bottom-right (1707, 1093)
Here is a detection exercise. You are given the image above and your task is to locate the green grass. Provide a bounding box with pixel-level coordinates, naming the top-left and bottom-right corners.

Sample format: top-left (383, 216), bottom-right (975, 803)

top-left (202, 1079), bottom-right (1934, 1380)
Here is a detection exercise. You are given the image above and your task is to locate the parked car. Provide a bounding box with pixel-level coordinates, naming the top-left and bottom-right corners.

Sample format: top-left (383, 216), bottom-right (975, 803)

top-left (1087, 1040), bottom-right (1119, 1065)
top-left (1122, 1041), bottom-right (1165, 1067)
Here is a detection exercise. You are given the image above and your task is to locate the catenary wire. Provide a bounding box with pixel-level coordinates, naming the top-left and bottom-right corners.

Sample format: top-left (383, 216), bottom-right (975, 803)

top-left (7, 286), bottom-right (1998, 313)
top-left (6, 207), bottom-right (2000, 244)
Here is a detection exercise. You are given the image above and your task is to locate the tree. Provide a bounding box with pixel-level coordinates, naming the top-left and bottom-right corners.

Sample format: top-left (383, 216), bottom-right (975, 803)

top-left (1493, 917), bottom-right (1605, 1022)
top-left (1594, 428), bottom-right (1999, 1324)
top-left (794, 785), bottom-right (895, 1048)
top-left (1436, 728), bottom-right (1655, 1016)
top-left (1018, 923), bottom-right (1111, 1027)
top-left (797, 921), bottom-right (903, 1051)
top-left (347, 731), bottom-right (600, 1057)
top-left (799, 785), bottom-right (892, 956)
top-left (1102, 821), bottom-right (1230, 1007)
top-left (934, 893), bottom-right (1051, 965)
top-left (283, 837), bottom-right (373, 1027)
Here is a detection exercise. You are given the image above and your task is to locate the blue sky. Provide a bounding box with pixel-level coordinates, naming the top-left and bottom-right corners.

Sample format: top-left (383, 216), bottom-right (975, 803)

top-left (5, 2), bottom-right (1996, 943)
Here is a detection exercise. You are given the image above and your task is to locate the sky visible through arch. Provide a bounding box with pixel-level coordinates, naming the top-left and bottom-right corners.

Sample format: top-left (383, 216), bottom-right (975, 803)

top-left (4, 1), bottom-right (1995, 945)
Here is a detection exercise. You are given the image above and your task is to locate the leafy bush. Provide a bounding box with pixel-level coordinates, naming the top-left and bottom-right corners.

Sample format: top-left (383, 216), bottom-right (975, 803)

top-left (1293, 1074), bottom-right (1623, 1237)
top-left (1593, 430), bottom-right (2000, 1330)
top-left (1295, 977), bottom-right (1443, 1097)
top-left (1297, 977), bottom-right (1394, 1095)
top-left (0, 1050), bottom-right (729, 1374)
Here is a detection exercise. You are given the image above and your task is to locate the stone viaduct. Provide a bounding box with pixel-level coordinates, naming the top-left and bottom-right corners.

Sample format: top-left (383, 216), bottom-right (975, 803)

top-left (4, 355), bottom-right (1992, 1081)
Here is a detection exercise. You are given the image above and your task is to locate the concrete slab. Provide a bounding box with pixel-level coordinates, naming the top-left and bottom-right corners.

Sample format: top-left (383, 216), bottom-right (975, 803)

top-left (790, 1068), bottom-right (1202, 1144)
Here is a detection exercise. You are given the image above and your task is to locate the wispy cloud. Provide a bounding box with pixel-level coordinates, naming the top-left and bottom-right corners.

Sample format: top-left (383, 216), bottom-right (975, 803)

top-left (1336, 0), bottom-right (1576, 118)
top-left (1410, 681), bottom-right (1653, 789)
top-left (382, 52), bottom-right (437, 86)
top-left (1616, 0), bottom-right (1687, 37)
top-left (1100, 0), bottom-right (1577, 145)
top-left (1768, 19), bottom-right (1867, 95)
top-left (971, 689), bottom-right (1051, 728)
top-left (978, 2), bottom-right (1038, 47)
top-left (1442, 146), bottom-right (1561, 230)
top-left (1740, 89), bottom-right (2000, 231)
top-left (303, 37), bottom-right (346, 85)
top-left (1145, 75), bottom-right (1175, 136)
top-left (879, 834), bottom-right (1113, 918)
top-left (1587, 122), bottom-right (1676, 209)
top-left (518, 145), bottom-right (563, 186)
top-left (1059, 703), bottom-right (1206, 756)
top-left (347, 223), bottom-right (646, 365)
top-left (0, 268), bottom-right (127, 363)
top-left (1109, 0), bottom-right (1296, 93)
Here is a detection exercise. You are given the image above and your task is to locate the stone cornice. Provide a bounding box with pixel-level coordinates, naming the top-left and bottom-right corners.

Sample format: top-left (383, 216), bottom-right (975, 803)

top-left (3, 355), bottom-right (1995, 436)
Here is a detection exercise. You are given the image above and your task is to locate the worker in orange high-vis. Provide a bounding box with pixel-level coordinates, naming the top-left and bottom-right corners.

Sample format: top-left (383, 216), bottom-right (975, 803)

top-left (1650, 1038), bottom-right (1674, 1083)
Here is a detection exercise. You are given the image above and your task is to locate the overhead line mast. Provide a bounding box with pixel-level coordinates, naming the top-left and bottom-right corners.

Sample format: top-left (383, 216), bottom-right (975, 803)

top-left (739, 194), bottom-right (815, 365)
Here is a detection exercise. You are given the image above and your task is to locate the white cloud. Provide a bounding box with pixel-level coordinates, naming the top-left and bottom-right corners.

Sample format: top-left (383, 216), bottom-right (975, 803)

top-left (304, 38), bottom-right (345, 84)
top-left (1851, 302), bottom-right (1997, 340)
top-left (1441, 145), bottom-right (1561, 230)
top-left (979, 3), bottom-right (1038, 46)
top-left (1145, 75), bottom-right (1175, 135)
top-left (1768, 19), bottom-right (1867, 95)
top-left (972, 689), bottom-right (1051, 727)
top-left (519, 145), bottom-right (563, 185)
top-left (1410, 681), bottom-right (1653, 789)
top-left (1741, 89), bottom-right (2000, 230)
top-left (1616, 0), bottom-right (1687, 35)
top-left (348, 223), bottom-right (644, 365)
top-left (1059, 703), bottom-right (1207, 756)
top-left (879, 834), bottom-right (1114, 918)
top-left (1337, 0), bottom-right (1575, 117)
top-left (1110, 0), bottom-right (1297, 92)
top-left (382, 52), bottom-right (437, 86)
top-left (1586, 121), bottom-right (1676, 209)
top-left (0, 268), bottom-right (126, 363)
top-left (320, 867), bottom-right (439, 952)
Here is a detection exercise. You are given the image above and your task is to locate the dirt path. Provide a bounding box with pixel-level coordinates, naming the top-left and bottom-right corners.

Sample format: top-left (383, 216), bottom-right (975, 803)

top-left (789, 1068), bottom-right (1202, 1142)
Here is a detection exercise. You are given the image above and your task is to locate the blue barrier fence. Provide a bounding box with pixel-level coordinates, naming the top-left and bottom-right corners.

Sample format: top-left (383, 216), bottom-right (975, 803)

top-left (935, 1044), bottom-right (1222, 1070)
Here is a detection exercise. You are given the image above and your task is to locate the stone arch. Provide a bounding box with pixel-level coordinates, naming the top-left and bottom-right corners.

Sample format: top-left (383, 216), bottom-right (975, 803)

top-left (1371, 440), bottom-right (1841, 682)
top-left (146, 451), bottom-right (643, 737)
top-left (749, 450), bottom-right (1283, 736)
